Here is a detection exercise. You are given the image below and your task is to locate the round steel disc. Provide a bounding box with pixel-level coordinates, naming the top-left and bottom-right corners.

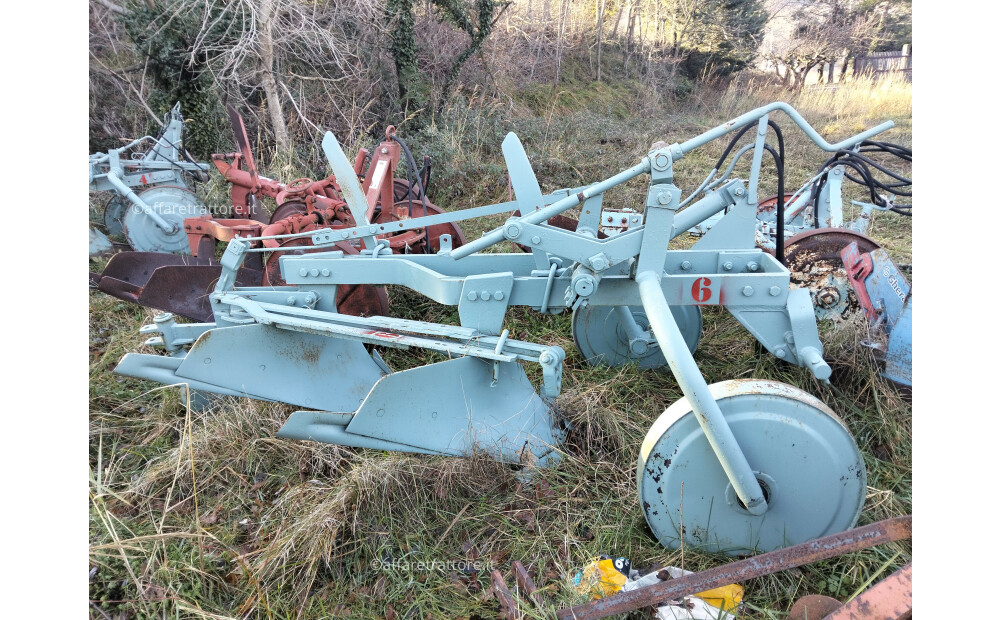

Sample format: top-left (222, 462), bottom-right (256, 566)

top-left (103, 195), bottom-right (128, 238)
top-left (637, 379), bottom-right (865, 556)
top-left (573, 304), bottom-right (701, 369)
top-left (123, 185), bottom-right (208, 254)
top-left (393, 178), bottom-right (421, 201)
top-left (270, 200), bottom-right (308, 224)
top-left (784, 228), bottom-right (881, 321)
top-left (263, 238), bottom-right (389, 317)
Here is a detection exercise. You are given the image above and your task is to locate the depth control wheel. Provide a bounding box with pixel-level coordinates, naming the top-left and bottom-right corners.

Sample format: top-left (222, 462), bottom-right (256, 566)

top-left (123, 185), bottom-right (208, 254)
top-left (103, 195), bottom-right (128, 238)
top-left (637, 379), bottom-right (865, 555)
top-left (573, 304), bottom-right (701, 369)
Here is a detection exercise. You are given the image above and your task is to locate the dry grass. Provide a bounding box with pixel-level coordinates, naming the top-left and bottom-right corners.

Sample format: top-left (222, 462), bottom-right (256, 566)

top-left (90, 76), bottom-right (912, 618)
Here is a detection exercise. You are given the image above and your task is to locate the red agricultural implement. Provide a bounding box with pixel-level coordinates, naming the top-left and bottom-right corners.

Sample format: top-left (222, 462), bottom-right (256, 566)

top-left (93, 106), bottom-right (465, 321)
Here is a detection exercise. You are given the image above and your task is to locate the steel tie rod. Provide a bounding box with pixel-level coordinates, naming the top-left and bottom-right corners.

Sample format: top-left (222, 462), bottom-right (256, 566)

top-left (636, 270), bottom-right (767, 515)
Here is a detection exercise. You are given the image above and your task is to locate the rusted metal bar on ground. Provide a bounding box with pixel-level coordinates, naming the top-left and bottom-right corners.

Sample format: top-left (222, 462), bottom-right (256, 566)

top-left (825, 562), bottom-right (912, 620)
top-left (512, 561), bottom-right (544, 608)
top-left (491, 569), bottom-right (520, 620)
top-left (555, 516), bottom-right (911, 620)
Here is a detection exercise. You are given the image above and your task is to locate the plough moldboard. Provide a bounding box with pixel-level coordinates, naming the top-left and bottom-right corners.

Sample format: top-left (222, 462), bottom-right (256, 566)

top-left (112, 102), bottom-right (899, 555)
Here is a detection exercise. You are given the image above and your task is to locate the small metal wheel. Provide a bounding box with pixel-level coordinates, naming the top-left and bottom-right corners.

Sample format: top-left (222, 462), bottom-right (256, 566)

top-left (573, 304), bottom-right (701, 369)
top-left (103, 195), bottom-right (128, 238)
top-left (637, 379), bottom-right (866, 556)
top-left (784, 228), bottom-right (881, 321)
top-left (122, 185), bottom-right (209, 254)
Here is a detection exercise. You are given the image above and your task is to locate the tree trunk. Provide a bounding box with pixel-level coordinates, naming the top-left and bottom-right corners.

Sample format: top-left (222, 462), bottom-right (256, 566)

top-left (839, 51), bottom-right (851, 82)
top-left (554, 0), bottom-right (570, 85)
top-left (596, 0), bottom-right (606, 81)
top-left (258, 0), bottom-right (289, 154)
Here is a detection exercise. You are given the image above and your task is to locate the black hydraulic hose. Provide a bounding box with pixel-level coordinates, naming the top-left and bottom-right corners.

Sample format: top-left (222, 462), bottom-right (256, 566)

top-left (859, 140), bottom-right (912, 161)
top-left (810, 158), bottom-right (888, 229)
top-left (762, 143), bottom-right (786, 265)
top-left (390, 134), bottom-right (431, 253)
top-left (712, 119), bottom-right (787, 262)
top-left (837, 150), bottom-right (911, 185)
top-left (767, 122), bottom-right (786, 265)
top-left (714, 123), bottom-right (757, 170)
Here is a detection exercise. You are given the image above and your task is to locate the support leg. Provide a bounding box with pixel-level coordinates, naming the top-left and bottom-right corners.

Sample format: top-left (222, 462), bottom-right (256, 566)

top-left (636, 271), bottom-right (767, 515)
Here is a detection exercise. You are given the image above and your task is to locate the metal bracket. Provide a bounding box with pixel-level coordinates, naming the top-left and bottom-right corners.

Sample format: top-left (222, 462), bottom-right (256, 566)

top-left (458, 273), bottom-right (514, 335)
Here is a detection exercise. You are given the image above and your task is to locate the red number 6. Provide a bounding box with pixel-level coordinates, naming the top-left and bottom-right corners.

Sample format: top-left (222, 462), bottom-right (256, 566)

top-left (691, 277), bottom-right (712, 303)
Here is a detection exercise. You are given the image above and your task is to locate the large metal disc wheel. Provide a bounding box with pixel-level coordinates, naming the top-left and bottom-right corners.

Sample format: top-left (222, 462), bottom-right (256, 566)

top-left (269, 200), bottom-right (308, 224)
top-left (393, 178), bottom-right (422, 201)
top-left (573, 304), bottom-right (701, 369)
top-left (263, 238), bottom-right (389, 317)
top-left (103, 195), bottom-right (128, 238)
top-left (123, 185), bottom-right (209, 254)
top-left (637, 379), bottom-right (866, 556)
top-left (784, 228), bottom-right (881, 321)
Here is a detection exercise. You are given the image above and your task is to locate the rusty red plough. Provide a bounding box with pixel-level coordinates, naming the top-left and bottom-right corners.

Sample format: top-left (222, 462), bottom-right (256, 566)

top-left (94, 105), bottom-right (465, 321)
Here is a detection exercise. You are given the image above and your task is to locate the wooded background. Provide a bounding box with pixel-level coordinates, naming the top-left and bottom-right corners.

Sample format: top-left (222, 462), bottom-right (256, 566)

top-left (89, 0), bottom-right (911, 159)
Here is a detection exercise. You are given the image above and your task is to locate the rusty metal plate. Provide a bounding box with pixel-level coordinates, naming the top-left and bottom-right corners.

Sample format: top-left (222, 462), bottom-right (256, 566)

top-left (138, 265), bottom-right (264, 322)
top-left (98, 252), bottom-right (215, 299)
top-left (825, 563), bottom-right (912, 620)
top-left (784, 228), bottom-right (881, 321)
top-left (789, 594), bottom-right (843, 620)
top-left (263, 238), bottom-right (389, 317)
top-left (226, 103), bottom-right (257, 180)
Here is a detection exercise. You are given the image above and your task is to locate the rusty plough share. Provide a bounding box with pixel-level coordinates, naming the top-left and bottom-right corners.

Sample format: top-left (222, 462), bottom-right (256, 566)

top-left (116, 102), bottom-right (898, 555)
top-left (94, 106), bottom-right (465, 321)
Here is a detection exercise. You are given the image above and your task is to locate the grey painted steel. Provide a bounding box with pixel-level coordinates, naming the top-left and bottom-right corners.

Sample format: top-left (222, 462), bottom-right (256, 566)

top-left (172, 324), bottom-right (386, 412)
top-left (636, 271), bottom-right (767, 514)
top-left (278, 411), bottom-right (441, 454)
top-left (572, 304), bottom-right (701, 369)
top-left (638, 380), bottom-right (867, 555)
top-left (321, 132), bottom-right (377, 249)
top-left (121, 185), bottom-right (209, 253)
top-left (90, 103), bottom-right (210, 241)
top-left (89, 227), bottom-right (113, 256)
top-left (672, 102), bottom-right (893, 157)
top-left (343, 356), bottom-right (561, 461)
top-left (118, 103), bottom-right (885, 508)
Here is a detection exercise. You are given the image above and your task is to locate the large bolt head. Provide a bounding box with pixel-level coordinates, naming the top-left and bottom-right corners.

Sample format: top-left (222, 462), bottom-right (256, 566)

top-left (573, 276), bottom-right (595, 296)
top-left (504, 222), bottom-right (522, 239)
top-left (816, 288), bottom-right (841, 308)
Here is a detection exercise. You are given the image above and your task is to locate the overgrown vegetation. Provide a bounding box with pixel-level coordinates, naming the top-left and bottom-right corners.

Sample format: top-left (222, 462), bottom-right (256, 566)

top-left (89, 73), bottom-right (911, 618)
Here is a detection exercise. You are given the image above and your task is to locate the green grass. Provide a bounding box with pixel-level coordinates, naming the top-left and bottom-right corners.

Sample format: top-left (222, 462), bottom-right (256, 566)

top-left (89, 78), bottom-right (911, 618)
